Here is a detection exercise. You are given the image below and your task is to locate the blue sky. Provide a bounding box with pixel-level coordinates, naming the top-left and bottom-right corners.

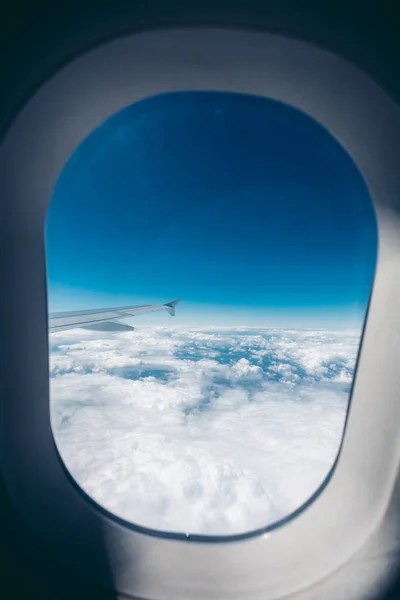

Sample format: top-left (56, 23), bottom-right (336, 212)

top-left (46, 91), bottom-right (377, 328)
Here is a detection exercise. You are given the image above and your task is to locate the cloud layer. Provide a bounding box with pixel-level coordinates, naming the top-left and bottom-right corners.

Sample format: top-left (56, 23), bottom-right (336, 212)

top-left (49, 326), bottom-right (360, 535)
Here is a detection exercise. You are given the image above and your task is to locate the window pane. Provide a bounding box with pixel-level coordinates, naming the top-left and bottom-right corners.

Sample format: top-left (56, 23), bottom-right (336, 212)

top-left (47, 91), bottom-right (377, 536)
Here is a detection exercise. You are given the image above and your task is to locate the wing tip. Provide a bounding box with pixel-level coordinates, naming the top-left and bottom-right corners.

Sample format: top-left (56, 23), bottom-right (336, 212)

top-left (164, 298), bottom-right (181, 316)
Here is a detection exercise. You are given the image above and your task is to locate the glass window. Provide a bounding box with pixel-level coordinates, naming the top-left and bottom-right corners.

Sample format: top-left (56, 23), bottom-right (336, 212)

top-left (47, 91), bottom-right (377, 536)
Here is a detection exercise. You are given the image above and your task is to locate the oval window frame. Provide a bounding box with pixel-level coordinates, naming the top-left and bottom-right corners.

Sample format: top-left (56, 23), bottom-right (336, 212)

top-left (0, 27), bottom-right (400, 600)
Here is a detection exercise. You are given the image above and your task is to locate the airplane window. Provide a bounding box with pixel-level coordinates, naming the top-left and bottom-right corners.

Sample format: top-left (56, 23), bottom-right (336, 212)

top-left (46, 91), bottom-right (377, 537)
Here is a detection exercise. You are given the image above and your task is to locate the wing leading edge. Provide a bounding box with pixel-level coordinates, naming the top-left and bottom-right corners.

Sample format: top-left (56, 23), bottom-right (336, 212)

top-left (48, 298), bottom-right (181, 333)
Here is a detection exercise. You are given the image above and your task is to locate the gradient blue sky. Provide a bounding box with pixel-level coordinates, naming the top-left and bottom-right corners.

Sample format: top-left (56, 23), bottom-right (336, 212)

top-left (46, 91), bottom-right (377, 328)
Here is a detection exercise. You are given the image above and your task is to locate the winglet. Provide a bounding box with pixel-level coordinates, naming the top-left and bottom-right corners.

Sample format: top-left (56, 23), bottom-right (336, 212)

top-left (163, 298), bottom-right (181, 316)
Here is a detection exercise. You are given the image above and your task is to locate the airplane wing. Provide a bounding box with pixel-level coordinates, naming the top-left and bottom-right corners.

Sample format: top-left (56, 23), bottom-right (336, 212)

top-left (48, 298), bottom-right (181, 333)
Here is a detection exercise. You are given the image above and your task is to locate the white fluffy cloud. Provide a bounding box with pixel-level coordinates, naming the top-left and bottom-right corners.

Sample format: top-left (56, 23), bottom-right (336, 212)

top-left (49, 326), bottom-right (360, 535)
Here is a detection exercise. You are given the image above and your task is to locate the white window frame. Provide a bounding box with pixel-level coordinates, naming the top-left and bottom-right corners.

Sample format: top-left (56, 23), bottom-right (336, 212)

top-left (0, 27), bottom-right (399, 600)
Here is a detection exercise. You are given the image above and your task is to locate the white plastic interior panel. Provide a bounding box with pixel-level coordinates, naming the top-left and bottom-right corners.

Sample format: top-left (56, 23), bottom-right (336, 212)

top-left (0, 28), bottom-right (400, 600)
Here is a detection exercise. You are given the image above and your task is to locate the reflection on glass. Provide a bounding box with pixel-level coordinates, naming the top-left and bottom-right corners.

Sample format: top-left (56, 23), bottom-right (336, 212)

top-left (47, 91), bottom-right (377, 536)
